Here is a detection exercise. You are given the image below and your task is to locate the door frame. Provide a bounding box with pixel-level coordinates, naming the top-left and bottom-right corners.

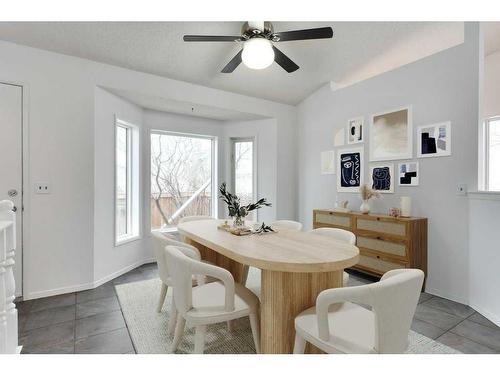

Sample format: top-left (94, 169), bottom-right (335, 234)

top-left (1, 79), bottom-right (30, 298)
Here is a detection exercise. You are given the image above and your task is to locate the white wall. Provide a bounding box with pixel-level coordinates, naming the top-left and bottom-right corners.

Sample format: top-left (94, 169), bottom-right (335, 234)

top-left (468, 193), bottom-right (500, 326)
top-left (0, 39), bottom-right (296, 299)
top-left (94, 88), bottom-right (148, 284)
top-left (296, 23), bottom-right (481, 303)
top-left (484, 50), bottom-right (500, 118)
top-left (223, 119), bottom-right (278, 223)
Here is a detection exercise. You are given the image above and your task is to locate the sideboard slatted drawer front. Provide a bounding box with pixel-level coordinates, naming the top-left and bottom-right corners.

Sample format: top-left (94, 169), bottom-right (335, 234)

top-left (356, 218), bottom-right (406, 237)
top-left (357, 255), bottom-right (407, 274)
top-left (356, 236), bottom-right (407, 258)
top-left (315, 213), bottom-right (350, 228)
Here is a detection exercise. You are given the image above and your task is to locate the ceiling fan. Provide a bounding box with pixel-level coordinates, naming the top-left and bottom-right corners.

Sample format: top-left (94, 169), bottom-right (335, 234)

top-left (183, 21), bottom-right (333, 73)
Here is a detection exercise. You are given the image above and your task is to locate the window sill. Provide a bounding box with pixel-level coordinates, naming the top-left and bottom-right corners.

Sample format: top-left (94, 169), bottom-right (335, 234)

top-left (115, 234), bottom-right (142, 247)
top-left (468, 191), bottom-right (500, 201)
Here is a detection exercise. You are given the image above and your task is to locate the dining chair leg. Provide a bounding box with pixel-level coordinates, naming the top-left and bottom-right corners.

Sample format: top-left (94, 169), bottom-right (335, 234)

top-left (293, 334), bottom-right (306, 354)
top-left (249, 312), bottom-right (261, 354)
top-left (194, 325), bottom-right (207, 354)
top-left (168, 298), bottom-right (177, 335)
top-left (242, 265), bottom-right (250, 286)
top-left (227, 320), bottom-right (234, 332)
top-left (171, 316), bottom-right (186, 353)
top-left (157, 284), bottom-right (168, 313)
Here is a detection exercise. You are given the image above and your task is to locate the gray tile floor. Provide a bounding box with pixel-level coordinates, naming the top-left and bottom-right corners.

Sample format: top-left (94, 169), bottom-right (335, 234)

top-left (16, 265), bottom-right (500, 354)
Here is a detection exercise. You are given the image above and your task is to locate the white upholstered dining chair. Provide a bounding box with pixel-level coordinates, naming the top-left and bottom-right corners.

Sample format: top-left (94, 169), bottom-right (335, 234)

top-left (165, 245), bottom-right (261, 354)
top-left (293, 269), bottom-right (424, 354)
top-left (309, 227), bottom-right (356, 286)
top-left (270, 220), bottom-right (303, 231)
top-left (151, 232), bottom-right (206, 333)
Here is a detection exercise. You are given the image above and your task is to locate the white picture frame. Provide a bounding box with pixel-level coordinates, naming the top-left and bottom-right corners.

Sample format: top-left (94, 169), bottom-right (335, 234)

top-left (337, 147), bottom-right (364, 193)
top-left (398, 161), bottom-right (419, 186)
top-left (321, 150), bottom-right (335, 175)
top-left (369, 163), bottom-right (394, 193)
top-left (417, 121), bottom-right (451, 158)
top-left (334, 127), bottom-right (345, 147)
top-left (347, 116), bottom-right (364, 144)
top-left (369, 106), bottom-right (413, 161)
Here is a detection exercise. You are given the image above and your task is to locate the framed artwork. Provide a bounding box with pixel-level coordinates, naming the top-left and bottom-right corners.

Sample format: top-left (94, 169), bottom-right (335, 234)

top-left (370, 106), bottom-right (413, 161)
top-left (347, 117), bottom-right (364, 144)
top-left (398, 161), bottom-right (419, 186)
top-left (417, 121), bottom-right (451, 158)
top-left (370, 163), bottom-right (394, 193)
top-left (321, 150), bottom-right (335, 175)
top-left (337, 147), bottom-right (364, 193)
top-left (334, 128), bottom-right (345, 147)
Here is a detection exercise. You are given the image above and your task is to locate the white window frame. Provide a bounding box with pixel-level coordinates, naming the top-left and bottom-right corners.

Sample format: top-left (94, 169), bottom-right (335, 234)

top-left (230, 137), bottom-right (258, 219)
top-left (149, 130), bottom-right (218, 233)
top-left (114, 118), bottom-right (142, 246)
top-left (482, 115), bottom-right (500, 191)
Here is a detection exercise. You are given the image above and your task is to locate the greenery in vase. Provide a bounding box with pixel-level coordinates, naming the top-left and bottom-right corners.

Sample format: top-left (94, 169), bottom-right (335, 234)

top-left (219, 182), bottom-right (271, 220)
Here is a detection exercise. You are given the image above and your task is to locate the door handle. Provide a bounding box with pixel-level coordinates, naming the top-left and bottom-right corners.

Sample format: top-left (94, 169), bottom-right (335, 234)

top-left (12, 206), bottom-right (17, 212)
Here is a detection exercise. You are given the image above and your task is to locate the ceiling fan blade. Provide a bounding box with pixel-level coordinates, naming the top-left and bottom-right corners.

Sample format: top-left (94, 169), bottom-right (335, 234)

top-left (272, 27), bottom-right (333, 42)
top-left (272, 46), bottom-right (299, 73)
top-left (221, 50), bottom-right (243, 73)
top-left (183, 35), bottom-right (242, 42)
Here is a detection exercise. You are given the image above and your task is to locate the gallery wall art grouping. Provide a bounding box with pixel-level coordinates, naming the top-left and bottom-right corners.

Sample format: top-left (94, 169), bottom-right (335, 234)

top-left (321, 105), bottom-right (451, 194)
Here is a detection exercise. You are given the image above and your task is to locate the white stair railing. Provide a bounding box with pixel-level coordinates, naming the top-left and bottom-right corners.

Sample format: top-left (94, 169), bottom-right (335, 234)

top-left (0, 200), bottom-right (20, 354)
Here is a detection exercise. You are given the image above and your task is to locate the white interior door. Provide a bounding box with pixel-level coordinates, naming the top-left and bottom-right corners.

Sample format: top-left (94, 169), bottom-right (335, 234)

top-left (0, 82), bottom-right (23, 297)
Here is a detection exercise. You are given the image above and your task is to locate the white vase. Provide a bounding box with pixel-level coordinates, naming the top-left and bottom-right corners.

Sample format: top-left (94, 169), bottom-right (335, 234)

top-left (401, 196), bottom-right (412, 217)
top-left (360, 199), bottom-right (370, 214)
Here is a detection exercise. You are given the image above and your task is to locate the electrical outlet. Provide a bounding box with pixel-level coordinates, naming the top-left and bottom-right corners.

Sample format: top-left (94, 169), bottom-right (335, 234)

top-left (35, 183), bottom-right (51, 194)
top-left (456, 183), bottom-right (467, 196)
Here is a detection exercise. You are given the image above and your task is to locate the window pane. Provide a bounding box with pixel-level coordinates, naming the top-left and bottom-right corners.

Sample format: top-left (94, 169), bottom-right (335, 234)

top-left (151, 133), bottom-right (213, 230)
top-left (488, 119), bottom-right (500, 191)
top-left (116, 126), bottom-right (128, 237)
top-left (234, 141), bottom-right (254, 210)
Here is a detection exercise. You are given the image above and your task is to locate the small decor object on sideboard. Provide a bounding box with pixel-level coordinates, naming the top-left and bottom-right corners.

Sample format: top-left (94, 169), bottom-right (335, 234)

top-left (400, 196), bottom-right (412, 217)
top-left (359, 184), bottom-right (380, 214)
top-left (334, 200), bottom-right (350, 213)
top-left (389, 207), bottom-right (401, 217)
top-left (219, 182), bottom-right (271, 228)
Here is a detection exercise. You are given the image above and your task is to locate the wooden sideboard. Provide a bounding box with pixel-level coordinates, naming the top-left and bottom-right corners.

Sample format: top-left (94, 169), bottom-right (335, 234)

top-left (313, 209), bottom-right (427, 279)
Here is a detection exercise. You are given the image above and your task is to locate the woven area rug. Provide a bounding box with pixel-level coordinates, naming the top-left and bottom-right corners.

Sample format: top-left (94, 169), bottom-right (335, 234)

top-left (115, 278), bottom-right (460, 354)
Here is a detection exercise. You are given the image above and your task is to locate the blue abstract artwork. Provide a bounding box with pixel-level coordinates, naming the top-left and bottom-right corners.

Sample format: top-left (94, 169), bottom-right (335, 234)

top-left (340, 152), bottom-right (361, 188)
top-left (372, 167), bottom-right (391, 191)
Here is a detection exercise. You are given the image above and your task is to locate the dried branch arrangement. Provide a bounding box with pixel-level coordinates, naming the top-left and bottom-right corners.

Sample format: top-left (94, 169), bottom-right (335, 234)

top-left (359, 184), bottom-right (381, 201)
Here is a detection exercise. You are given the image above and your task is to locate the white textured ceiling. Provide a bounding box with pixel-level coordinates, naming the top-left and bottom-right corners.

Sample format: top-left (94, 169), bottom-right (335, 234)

top-left (103, 87), bottom-right (267, 121)
top-left (0, 22), bottom-right (464, 105)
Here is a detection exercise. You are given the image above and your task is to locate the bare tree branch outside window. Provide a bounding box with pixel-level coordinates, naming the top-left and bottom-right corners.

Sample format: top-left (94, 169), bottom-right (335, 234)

top-left (151, 133), bottom-right (213, 230)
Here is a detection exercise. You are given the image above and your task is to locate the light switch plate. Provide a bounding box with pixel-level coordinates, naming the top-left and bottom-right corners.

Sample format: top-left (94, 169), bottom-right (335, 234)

top-left (456, 183), bottom-right (467, 196)
top-left (35, 183), bottom-right (51, 194)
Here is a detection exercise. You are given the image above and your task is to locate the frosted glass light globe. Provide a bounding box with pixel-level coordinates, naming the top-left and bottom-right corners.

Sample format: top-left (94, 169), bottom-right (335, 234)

top-left (242, 38), bottom-right (275, 70)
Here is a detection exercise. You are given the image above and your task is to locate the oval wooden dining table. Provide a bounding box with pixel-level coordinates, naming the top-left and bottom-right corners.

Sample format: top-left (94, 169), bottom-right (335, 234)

top-left (177, 219), bottom-right (359, 354)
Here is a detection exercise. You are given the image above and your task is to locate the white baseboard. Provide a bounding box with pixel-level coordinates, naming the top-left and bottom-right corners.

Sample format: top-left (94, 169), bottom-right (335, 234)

top-left (424, 286), bottom-right (469, 305)
top-left (92, 257), bottom-right (155, 289)
top-left (23, 257), bottom-right (156, 300)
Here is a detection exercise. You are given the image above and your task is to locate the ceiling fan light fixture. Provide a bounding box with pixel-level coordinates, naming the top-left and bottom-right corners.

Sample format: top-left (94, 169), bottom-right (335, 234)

top-left (242, 38), bottom-right (274, 70)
